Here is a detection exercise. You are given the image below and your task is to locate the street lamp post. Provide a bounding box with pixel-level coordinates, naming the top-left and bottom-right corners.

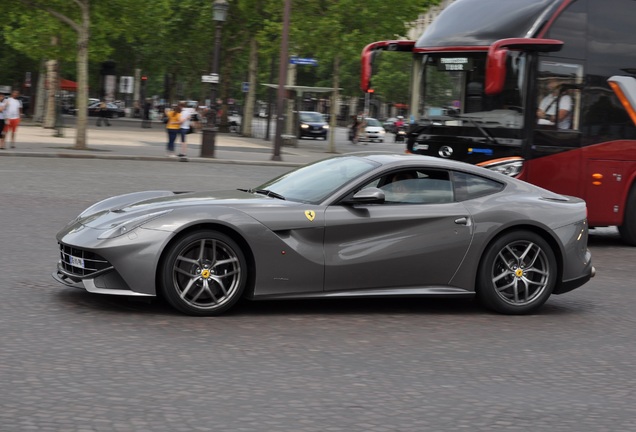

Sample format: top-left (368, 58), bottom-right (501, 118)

top-left (201, 0), bottom-right (229, 158)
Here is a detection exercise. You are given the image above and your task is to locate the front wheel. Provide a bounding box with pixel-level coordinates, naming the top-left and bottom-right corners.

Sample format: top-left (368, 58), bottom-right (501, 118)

top-left (618, 186), bottom-right (636, 245)
top-left (477, 231), bottom-right (556, 315)
top-left (159, 230), bottom-right (247, 316)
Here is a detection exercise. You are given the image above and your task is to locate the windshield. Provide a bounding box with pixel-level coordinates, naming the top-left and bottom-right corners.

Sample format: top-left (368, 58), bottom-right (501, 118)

top-left (419, 52), bottom-right (527, 129)
top-left (300, 112), bottom-right (324, 123)
top-left (256, 156), bottom-right (379, 204)
top-left (365, 118), bottom-right (382, 127)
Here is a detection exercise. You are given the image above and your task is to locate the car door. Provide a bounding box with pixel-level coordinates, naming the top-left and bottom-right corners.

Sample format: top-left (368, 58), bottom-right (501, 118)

top-left (322, 169), bottom-right (474, 292)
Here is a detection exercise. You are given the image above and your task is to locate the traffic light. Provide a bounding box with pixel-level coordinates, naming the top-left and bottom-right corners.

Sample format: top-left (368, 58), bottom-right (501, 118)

top-left (141, 76), bottom-right (148, 81)
top-left (367, 88), bottom-right (375, 94)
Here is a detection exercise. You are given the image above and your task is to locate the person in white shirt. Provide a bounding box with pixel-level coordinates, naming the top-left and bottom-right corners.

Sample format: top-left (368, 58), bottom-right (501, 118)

top-left (537, 78), bottom-right (572, 129)
top-left (0, 93), bottom-right (7, 149)
top-left (2, 90), bottom-right (23, 149)
top-left (178, 101), bottom-right (195, 158)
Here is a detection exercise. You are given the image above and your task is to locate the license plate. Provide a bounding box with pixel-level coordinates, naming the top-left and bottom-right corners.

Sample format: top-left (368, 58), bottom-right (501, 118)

top-left (69, 255), bottom-right (85, 269)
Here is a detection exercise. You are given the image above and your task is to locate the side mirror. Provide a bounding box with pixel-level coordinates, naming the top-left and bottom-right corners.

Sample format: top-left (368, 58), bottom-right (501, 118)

top-left (345, 187), bottom-right (386, 204)
top-left (485, 38), bottom-right (564, 95)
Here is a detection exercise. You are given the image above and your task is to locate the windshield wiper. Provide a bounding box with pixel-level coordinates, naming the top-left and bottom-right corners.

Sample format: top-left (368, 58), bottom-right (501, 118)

top-left (251, 189), bottom-right (286, 200)
top-left (446, 113), bottom-right (499, 146)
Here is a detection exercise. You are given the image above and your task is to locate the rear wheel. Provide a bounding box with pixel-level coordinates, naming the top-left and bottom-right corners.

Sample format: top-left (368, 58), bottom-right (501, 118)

top-left (618, 186), bottom-right (636, 246)
top-left (159, 230), bottom-right (246, 316)
top-left (477, 231), bottom-right (556, 315)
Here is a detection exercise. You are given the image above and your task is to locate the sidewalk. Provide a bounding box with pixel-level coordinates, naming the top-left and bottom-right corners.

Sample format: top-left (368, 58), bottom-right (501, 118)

top-left (0, 119), bottom-right (345, 167)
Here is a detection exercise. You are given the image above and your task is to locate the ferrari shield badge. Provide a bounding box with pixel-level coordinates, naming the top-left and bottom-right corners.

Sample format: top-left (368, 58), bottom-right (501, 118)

top-left (304, 210), bottom-right (316, 222)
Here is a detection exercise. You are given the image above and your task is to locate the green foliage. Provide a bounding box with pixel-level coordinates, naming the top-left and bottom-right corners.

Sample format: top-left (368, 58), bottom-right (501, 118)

top-left (0, 0), bottom-right (440, 102)
top-left (368, 52), bottom-right (414, 104)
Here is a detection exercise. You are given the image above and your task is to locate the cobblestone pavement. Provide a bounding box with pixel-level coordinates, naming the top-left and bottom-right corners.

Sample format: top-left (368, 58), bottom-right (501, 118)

top-left (1, 158), bottom-right (635, 432)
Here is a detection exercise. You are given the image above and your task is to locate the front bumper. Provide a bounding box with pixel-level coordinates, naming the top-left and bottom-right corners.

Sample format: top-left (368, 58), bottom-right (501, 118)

top-left (54, 224), bottom-right (173, 296)
top-left (52, 265), bottom-right (153, 297)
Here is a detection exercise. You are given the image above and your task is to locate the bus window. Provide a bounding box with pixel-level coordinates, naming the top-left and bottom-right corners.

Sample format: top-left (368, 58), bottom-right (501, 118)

top-left (419, 52), bottom-right (527, 129)
top-left (536, 62), bottom-right (583, 131)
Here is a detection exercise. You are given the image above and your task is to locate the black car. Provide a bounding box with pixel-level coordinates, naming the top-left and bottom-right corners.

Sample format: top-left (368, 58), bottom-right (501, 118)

top-left (87, 101), bottom-right (125, 118)
top-left (298, 111), bottom-right (328, 139)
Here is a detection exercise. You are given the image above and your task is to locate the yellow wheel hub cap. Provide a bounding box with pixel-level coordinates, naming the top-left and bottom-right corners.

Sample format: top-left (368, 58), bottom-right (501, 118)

top-left (201, 269), bottom-right (211, 279)
top-left (515, 268), bottom-right (524, 278)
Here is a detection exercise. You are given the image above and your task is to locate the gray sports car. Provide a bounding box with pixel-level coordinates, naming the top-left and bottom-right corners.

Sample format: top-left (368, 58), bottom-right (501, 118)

top-left (53, 153), bottom-right (594, 316)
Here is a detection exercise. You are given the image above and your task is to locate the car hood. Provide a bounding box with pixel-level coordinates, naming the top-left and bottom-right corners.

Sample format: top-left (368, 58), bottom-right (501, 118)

top-left (77, 189), bottom-right (302, 230)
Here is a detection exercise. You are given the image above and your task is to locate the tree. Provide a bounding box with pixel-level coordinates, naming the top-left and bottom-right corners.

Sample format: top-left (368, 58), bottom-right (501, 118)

top-left (289, 0), bottom-right (439, 152)
top-left (2, 0), bottom-right (171, 149)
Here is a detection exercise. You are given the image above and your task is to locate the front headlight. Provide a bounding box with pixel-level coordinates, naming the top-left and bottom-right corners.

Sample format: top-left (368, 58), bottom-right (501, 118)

top-left (478, 157), bottom-right (524, 177)
top-left (301, 124), bottom-right (309, 129)
top-left (323, 125), bottom-right (329, 129)
top-left (98, 209), bottom-right (173, 239)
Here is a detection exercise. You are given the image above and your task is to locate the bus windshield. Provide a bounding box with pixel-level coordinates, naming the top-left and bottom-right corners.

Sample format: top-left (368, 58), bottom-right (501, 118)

top-left (419, 52), bottom-right (527, 129)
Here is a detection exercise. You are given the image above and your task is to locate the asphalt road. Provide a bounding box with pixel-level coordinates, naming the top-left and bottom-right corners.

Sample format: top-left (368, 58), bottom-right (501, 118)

top-left (1, 157), bottom-right (635, 432)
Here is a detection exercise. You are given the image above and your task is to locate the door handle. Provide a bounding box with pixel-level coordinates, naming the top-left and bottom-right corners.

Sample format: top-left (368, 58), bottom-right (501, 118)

top-left (454, 217), bottom-right (469, 225)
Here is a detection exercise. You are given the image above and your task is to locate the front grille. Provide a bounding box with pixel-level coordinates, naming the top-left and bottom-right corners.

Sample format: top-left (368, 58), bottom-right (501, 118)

top-left (58, 243), bottom-right (112, 278)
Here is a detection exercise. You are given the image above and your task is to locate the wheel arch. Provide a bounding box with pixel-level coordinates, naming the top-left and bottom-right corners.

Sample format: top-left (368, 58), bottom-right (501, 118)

top-left (154, 222), bottom-right (256, 299)
top-left (473, 224), bottom-right (564, 294)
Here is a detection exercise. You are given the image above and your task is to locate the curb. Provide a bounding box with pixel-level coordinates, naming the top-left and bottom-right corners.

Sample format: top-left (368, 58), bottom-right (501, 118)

top-left (0, 150), bottom-right (307, 167)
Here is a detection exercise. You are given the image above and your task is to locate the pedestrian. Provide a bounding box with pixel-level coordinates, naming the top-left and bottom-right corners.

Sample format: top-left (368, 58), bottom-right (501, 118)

top-left (142, 98), bottom-right (152, 128)
top-left (178, 101), bottom-right (193, 158)
top-left (350, 114), bottom-right (360, 144)
top-left (96, 100), bottom-right (111, 126)
top-left (165, 104), bottom-right (182, 157)
top-left (2, 90), bottom-right (22, 149)
top-left (0, 93), bottom-right (7, 149)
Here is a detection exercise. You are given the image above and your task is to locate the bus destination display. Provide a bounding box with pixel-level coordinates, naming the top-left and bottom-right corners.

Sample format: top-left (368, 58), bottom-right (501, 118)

top-left (437, 57), bottom-right (473, 71)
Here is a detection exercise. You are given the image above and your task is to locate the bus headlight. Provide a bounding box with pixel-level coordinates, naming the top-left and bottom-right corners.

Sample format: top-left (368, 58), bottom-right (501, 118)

top-left (478, 157), bottom-right (524, 177)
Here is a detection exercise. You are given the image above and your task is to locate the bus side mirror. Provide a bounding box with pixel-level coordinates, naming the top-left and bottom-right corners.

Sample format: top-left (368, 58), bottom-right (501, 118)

top-left (485, 38), bottom-right (564, 96)
top-left (485, 48), bottom-right (508, 95)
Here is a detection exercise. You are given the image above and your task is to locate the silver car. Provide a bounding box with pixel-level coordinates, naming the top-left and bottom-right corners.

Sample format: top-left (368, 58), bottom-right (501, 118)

top-left (53, 153), bottom-right (594, 316)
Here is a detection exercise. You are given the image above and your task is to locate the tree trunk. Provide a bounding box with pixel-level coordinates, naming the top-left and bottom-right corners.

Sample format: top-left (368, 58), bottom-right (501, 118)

top-left (328, 56), bottom-right (340, 153)
top-left (43, 59), bottom-right (57, 128)
top-left (34, 61), bottom-right (47, 123)
top-left (242, 37), bottom-right (258, 137)
top-left (74, 2), bottom-right (90, 150)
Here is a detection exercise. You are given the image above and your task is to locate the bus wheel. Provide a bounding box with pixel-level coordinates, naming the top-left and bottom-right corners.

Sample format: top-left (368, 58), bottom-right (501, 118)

top-left (619, 186), bottom-right (636, 246)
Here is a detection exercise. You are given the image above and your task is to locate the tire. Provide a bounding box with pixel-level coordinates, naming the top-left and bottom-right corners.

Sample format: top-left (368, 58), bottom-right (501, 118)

top-left (618, 185), bottom-right (636, 245)
top-left (159, 230), bottom-right (247, 316)
top-left (477, 230), bottom-right (557, 315)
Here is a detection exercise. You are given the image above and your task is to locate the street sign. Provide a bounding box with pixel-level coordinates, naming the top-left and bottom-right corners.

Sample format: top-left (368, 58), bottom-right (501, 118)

top-left (119, 76), bottom-right (134, 93)
top-left (242, 81), bottom-right (249, 92)
top-left (290, 56), bottom-right (318, 66)
top-left (201, 74), bottom-right (219, 84)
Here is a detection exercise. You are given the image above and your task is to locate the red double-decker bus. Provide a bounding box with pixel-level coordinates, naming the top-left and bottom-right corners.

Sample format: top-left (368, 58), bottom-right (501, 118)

top-left (361, 0), bottom-right (636, 245)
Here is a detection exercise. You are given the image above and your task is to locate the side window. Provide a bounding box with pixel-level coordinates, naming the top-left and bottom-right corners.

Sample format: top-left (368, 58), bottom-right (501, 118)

top-left (452, 171), bottom-right (504, 201)
top-left (536, 61), bottom-right (583, 131)
top-left (361, 169), bottom-right (454, 204)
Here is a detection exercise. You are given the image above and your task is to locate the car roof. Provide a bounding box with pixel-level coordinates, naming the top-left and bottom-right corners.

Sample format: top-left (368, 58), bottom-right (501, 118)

top-left (339, 151), bottom-right (514, 182)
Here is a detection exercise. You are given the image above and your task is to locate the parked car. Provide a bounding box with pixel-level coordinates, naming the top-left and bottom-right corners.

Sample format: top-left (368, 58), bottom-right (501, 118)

top-left (298, 111), bottom-right (329, 139)
top-left (360, 118), bottom-right (386, 142)
top-left (87, 101), bottom-right (125, 118)
top-left (53, 152), bottom-right (594, 316)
